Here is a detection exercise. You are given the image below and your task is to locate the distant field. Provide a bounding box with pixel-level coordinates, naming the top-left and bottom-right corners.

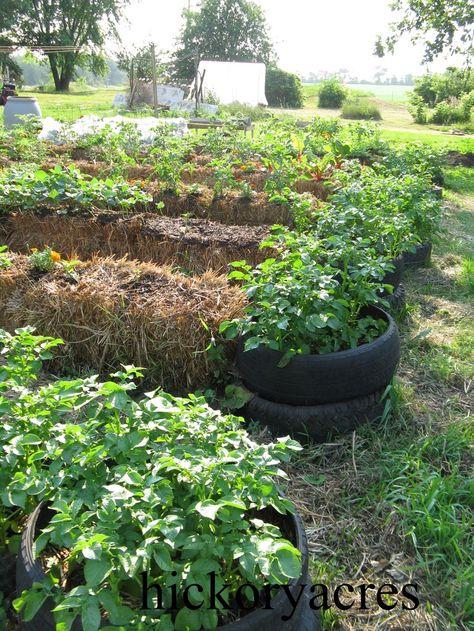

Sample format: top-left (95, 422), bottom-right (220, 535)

top-left (302, 83), bottom-right (412, 102)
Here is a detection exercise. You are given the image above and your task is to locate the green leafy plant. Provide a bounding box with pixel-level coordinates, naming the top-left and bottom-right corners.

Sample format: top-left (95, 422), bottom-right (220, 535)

top-left (28, 246), bottom-right (62, 273)
top-left (0, 165), bottom-right (152, 215)
top-left (318, 78), bottom-right (347, 108)
top-left (0, 329), bottom-right (303, 631)
top-left (0, 246), bottom-right (11, 269)
top-left (220, 230), bottom-right (390, 365)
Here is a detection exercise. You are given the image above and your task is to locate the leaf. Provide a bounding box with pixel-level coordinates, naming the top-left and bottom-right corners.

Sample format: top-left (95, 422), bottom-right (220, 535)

top-left (195, 501), bottom-right (220, 520)
top-left (174, 607), bottom-right (202, 631)
top-left (274, 546), bottom-right (302, 578)
top-left (84, 559), bottom-right (110, 586)
top-left (81, 599), bottom-right (101, 631)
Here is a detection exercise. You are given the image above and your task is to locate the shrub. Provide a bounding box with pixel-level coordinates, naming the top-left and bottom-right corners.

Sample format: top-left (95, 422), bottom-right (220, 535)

top-left (341, 100), bottom-right (382, 120)
top-left (408, 93), bottom-right (428, 124)
top-left (429, 100), bottom-right (470, 125)
top-left (318, 78), bottom-right (347, 108)
top-left (414, 69), bottom-right (474, 108)
top-left (265, 66), bottom-right (304, 109)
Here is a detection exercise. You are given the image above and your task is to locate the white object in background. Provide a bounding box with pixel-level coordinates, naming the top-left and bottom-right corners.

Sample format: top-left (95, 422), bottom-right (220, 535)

top-left (112, 93), bottom-right (128, 107)
top-left (38, 114), bottom-right (189, 144)
top-left (191, 61), bottom-right (267, 106)
top-left (156, 85), bottom-right (185, 107)
top-left (4, 96), bottom-right (42, 128)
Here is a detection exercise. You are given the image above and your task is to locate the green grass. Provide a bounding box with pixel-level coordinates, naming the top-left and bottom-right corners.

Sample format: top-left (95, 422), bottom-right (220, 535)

top-left (0, 87), bottom-right (125, 123)
top-left (302, 83), bottom-right (412, 103)
top-left (379, 130), bottom-right (474, 152)
top-left (444, 167), bottom-right (474, 195)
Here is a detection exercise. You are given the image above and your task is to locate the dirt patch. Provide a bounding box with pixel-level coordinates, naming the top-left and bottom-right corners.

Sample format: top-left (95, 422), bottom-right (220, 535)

top-left (445, 151), bottom-right (474, 167)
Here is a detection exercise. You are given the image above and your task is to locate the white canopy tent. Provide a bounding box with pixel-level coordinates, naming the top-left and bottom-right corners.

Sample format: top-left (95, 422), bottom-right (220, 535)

top-left (193, 61), bottom-right (267, 107)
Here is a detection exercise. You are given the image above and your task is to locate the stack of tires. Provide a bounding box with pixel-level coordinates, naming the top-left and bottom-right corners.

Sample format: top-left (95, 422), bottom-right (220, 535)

top-left (239, 306), bottom-right (401, 442)
top-left (381, 254), bottom-right (406, 312)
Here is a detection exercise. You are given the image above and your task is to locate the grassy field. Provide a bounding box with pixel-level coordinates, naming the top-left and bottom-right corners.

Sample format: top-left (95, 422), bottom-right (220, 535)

top-left (0, 87), bottom-right (125, 123)
top-left (303, 83), bottom-right (412, 103)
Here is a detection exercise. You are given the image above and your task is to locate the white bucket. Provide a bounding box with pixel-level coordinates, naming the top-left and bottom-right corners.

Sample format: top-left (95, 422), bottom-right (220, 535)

top-left (4, 96), bottom-right (42, 128)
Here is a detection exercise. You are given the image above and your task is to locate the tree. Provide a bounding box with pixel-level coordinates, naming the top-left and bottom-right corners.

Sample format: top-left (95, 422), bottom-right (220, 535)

top-left (0, 0), bottom-right (130, 92)
top-left (172, 0), bottom-right (275, 84)
top-left (265, 66), bottom-right (304, 109)
top-left (375, 0), bottom-right (474, 64)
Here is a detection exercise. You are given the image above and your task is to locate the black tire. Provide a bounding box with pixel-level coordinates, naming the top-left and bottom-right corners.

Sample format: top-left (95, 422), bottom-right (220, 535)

top-left (402, 242), bottom-right (432, 267)
top-left (18, 504), bottom-right (317, 631)
top-left (380, 255), bottom-right (404, 293)
top-left (0, 551), bottom-right (16, 596)
top-left (243, 389), bottom-right (387, 442)
top-left (237, 306), bottom-right (400, 406)
top-left (384, 284), bottom-right (406, 312)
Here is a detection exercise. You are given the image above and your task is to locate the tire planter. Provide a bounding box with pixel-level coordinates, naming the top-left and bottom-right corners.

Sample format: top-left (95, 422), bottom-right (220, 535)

top-left (243, 389), bottom-right (387, 442)
top-left (402, 242), bottom-right (432, 267)
top-left (237, 306), bottom-right (400, 406)
top-left (0, 550), bottom-right (16, 596)
top-left (18, 503), bottom-right (320, 631)
top-left (4, 96), bottom-right (42, 129)
top-left (380, 255), bottom-right (404, 294)
top-left (384, 284), bottom-right (406, 312)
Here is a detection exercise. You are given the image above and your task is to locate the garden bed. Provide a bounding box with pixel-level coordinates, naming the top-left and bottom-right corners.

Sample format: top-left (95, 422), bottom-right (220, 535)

top-left (0, 212), bottom-right (272, 273)
top-left (0, 253), bottom-right (246, 391)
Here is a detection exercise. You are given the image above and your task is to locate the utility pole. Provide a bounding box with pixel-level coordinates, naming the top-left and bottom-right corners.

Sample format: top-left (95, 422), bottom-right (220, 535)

top-left (151, 43), bottom-right (158, 117)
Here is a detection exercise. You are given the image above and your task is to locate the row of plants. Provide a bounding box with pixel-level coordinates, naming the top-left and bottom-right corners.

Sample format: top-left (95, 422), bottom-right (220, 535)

top-left (0, 327), bottom-right (304, 630)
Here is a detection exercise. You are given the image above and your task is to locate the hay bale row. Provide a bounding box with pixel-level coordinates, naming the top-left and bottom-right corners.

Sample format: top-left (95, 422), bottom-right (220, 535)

top-left (0, 254), bottom-right (246, 392)
top-left (0, 213), bottom-right (272, 274)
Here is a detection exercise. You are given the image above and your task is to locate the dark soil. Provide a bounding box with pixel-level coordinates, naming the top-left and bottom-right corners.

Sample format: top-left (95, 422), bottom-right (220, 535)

top-left (445, 151), bottom-right (474, 167)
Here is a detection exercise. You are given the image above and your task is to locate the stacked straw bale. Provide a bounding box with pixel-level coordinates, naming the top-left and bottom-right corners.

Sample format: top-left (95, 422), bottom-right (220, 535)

top-left (0, 254), bottom-right (246, 392)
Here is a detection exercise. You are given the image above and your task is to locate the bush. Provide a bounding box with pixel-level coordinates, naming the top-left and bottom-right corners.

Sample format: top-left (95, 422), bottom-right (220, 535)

top-left (341, 100), bottom-right (382, 120)
top-left (414, 69), bottom-right (474, 108)
top-left (408, 94), bottom-right (428, 124)
top-left (318, 78), bottom-right (347, 108)
top-left (429, 100), bottom-right (471, 125)
top-left (265, 66), bottom-right (304, 109)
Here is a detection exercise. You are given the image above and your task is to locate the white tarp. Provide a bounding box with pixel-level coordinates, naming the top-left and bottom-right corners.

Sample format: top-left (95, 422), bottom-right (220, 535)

top-left (193, 61), bottom-right (267, 106)
top-left (38, 115), bottom-right (188, 145)
top-left (156, 85), bottom-right (185, 107)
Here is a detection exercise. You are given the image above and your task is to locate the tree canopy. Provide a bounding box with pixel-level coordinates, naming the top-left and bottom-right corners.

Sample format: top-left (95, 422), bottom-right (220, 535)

top-left (0, 0), bottom-right (130, 91)
top-left (375, 0), bottom-right (474, 64)
top-left (172, 0), bottom-right (275, 84)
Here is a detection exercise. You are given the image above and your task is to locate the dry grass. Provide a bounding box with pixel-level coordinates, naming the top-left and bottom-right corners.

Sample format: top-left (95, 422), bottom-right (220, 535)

top-left (0, 253), bottom-right (246, 392)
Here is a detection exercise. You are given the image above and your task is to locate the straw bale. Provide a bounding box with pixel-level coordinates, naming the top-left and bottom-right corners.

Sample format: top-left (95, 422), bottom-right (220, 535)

top-left (1, 213), bottom-right (272, 274)
top-left (0, 255), bottom-right (246, 392)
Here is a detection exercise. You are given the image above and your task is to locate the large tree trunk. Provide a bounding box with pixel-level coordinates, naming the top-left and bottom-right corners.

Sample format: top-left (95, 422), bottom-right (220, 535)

top-left (47, 52), bottom-right (76, 92)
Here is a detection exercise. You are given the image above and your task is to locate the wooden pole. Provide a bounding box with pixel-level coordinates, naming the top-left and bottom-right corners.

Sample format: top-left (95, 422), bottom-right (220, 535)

top-left (151, 43), bottom-right (158, 117)
top-left (194, 47), bottom-right (199, 117)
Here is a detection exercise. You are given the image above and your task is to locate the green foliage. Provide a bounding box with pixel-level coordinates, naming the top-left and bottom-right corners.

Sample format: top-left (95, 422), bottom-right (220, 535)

top-left (0, 0), bottom-right (131, 91)
top-left (172, 0), bottom-right (275, 83)
top-left (220, 230), bottom-right (392, 363)
top-left (0, 246), bottom-right (11, 269)
top-left (265, 67), bottom-right (304, 109)
top-left (341, 99), bottom-right (382, 120)
top-left (317, 78), bottom-right (347, 109)
top-left (1, 328), bottom-right (302, 630)
top-left (0, 165), bottom-right (151, 214)
top-left (376, 1), bottom-right (474, 63)
top-left (413, 69), bottom-right (474, 108)
top-left (408, 69), bottom-right (474, 125)
top-left (28, 246), bottom-right (61, 273)
top-left (429, 100), bottom-right (471, 125)
top-left (407, 93), bottom-right (428, 124)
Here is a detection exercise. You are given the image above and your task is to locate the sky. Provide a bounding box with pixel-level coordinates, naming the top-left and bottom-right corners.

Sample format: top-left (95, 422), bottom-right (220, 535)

top-left (118, 0), bottom-right (462, 82)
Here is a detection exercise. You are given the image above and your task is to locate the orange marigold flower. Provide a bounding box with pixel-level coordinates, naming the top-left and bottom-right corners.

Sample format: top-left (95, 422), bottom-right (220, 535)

top-left (51, 250), bottom-right (61, 262)
top-left (30, 247), bottom-right (38, 253)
